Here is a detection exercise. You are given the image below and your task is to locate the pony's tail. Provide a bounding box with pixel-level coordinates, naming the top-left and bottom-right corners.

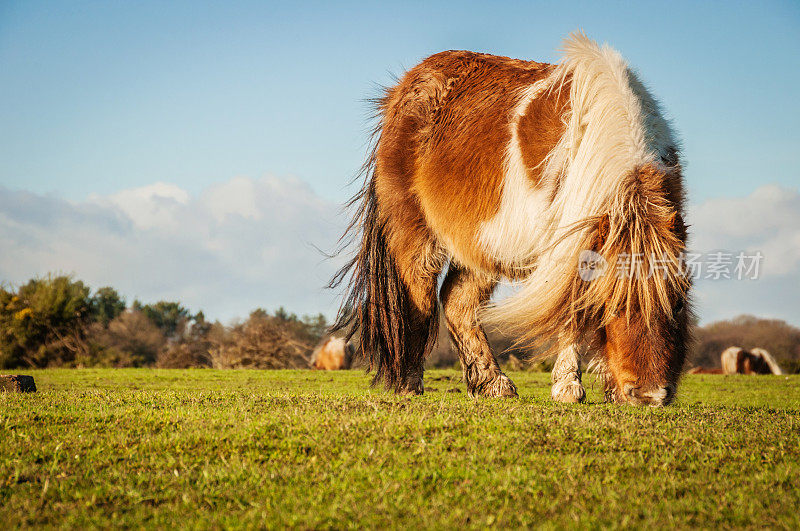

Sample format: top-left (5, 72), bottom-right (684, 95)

top-left (751, 348), bottom-right (783, 375)
top-left (329, 174), bottom-right (436, 392)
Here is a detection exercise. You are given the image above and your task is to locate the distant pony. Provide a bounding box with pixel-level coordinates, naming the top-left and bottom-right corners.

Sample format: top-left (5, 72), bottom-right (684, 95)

top-left (720, 347), bottom-right (782, 375)
top-left (310, 337), bottom-right (354, 371)
top-left (332, 33), bottom-right (690, 405)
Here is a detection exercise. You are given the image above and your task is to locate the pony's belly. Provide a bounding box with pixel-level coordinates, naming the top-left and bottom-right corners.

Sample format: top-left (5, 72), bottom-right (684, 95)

top-left (420, 207), bottom-right (498, 274)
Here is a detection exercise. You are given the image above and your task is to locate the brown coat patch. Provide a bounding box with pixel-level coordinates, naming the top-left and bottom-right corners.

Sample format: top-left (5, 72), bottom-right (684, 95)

top-left (377, 51), bottom-right (556, 272)
top-left (517, 81), bottom-right (570, 186)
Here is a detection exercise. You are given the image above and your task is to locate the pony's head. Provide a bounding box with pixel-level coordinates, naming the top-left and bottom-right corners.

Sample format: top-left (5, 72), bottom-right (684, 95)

top-left (587, 163), bottom-right (691, 406)
top-left (597, 281), bottom-right (690, 406)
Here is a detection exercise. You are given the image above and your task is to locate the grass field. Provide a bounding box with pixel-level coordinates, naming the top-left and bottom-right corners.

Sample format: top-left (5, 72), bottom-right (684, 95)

top-left (1, 369), bottom-right (799, 528)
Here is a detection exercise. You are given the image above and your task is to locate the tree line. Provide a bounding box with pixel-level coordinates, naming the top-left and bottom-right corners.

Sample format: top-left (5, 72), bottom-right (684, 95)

top-left (0, 275), bottom-right (327, 369)
top-left (2, 274), bottom-right (799, 373)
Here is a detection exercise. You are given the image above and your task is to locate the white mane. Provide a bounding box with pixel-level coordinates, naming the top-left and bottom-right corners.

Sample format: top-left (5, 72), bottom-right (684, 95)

top-left (483, 32), bottom-right (681, 344)
top-left (543, 31), bottom-right (677, 225)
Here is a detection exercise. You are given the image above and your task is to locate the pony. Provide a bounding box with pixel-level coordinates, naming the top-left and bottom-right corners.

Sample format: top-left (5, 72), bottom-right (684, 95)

top-left (331, 33), bottom-right (692, 406)
top-left (720, 347), bottom-right (783, 375)
top-left (310, 337), bottom-right (354, 371)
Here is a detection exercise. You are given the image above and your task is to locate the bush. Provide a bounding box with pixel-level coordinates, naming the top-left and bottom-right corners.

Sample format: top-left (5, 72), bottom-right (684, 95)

top-left (91, 287), bottom-right (126, 326)
top-left (81, 310), bottom-right (166, 367)
top-left (0, 275), bottom-right (92, 368)
top-left (209, 312), bottom-right (314, 369)
top-left (12, 274), bottom-right (797, 375)
top-left (156, 315), bottom-right (222, 369)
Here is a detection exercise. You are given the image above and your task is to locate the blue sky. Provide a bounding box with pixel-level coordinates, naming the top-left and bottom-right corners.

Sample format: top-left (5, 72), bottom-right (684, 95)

top-left (2, 0), bottom-right (799, 202)
top-left (1, 1), bottom-right (799, 325)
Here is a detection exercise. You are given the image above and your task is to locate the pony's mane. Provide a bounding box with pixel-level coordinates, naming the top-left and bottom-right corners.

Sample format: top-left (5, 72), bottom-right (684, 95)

top-left (484, 32), bottom-right (688, 353)
top-left (542, 32), bottom-right (678, 201)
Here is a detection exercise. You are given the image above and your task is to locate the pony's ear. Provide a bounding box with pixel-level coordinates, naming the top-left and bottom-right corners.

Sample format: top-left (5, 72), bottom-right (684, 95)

top-left (594, 213), bottom-right (610, 250)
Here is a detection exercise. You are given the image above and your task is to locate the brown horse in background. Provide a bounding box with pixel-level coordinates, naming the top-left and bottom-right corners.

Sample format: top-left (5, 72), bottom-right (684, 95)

top-left (332, 33), bottom-right (691, 406)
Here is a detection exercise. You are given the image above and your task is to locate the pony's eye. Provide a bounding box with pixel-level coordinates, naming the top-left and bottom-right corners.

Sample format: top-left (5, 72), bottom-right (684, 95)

top-left (673, 299), bottom-right (684, 316)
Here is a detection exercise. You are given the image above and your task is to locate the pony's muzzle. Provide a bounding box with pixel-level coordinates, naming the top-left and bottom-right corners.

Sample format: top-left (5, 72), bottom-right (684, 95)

top-left (621, 382), bottom-right (675, 407)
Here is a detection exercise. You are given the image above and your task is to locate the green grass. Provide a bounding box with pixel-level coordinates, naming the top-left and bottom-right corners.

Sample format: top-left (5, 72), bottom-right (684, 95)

top-left (1, 369), bottom-right (799, 529)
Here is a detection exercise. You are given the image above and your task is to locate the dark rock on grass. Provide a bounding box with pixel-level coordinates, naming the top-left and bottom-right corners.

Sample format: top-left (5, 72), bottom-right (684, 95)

top-left (0, 375), bottom-right (36, 393)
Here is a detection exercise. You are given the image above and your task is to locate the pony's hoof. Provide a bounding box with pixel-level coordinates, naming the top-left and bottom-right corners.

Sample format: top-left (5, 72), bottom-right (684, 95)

top-left (472, 373), bottom-right (518, 398)
top-left (551, 379), bottom-right (586, 403)
top-left (397, 377), bottom-right (424, 396)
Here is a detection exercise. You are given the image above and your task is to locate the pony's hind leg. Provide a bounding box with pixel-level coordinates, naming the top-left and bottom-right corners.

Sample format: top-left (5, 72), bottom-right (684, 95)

top-left (440, 264), bottom-right (518, 398)
top-left (387, 222), bottom-right (445, 395)
top-left (550, 344), bottom-right (586, 403)
top-left (335, 175), bottom-right (445, 395)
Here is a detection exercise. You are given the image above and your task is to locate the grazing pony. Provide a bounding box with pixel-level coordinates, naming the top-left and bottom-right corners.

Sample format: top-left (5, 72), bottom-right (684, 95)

top-left (721, 347), bottom-right (783, 375)
top-left (332, 33), bottom-right (691, 405)
top-left (310, 337), bottom-right (354, 371)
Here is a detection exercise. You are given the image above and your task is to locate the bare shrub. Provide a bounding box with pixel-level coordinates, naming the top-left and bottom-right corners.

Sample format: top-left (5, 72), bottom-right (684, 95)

top-left (156, 319), bottom-right (224, 368)
top-left (209, 313), bottom-right (313, 369)
top-left (157, 342), bottom-right (210, 368)
top-left (82, 310), bottom-right (166, 367)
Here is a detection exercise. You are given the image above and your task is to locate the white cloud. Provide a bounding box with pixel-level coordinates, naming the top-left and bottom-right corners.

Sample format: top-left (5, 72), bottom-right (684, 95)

top-left (688, 184), bottom-right (800, 324)
top-left (0, 176), bottom-right (348, 322)
top-left (200, 177), bottom-right (261, 222)
top-left (0, 179), bottom-right (797, 328)
top-left (98, 182), bottom-right (191, 230)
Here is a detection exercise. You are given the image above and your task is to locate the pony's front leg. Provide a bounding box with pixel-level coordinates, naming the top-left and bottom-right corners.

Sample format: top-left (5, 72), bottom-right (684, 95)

top-left (550, 344), bottom-right (586, 403)
top-left (441, 265), bottom-right (518, 398)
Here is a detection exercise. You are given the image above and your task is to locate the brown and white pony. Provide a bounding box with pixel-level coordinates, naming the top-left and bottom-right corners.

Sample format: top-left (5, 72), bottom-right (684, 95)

top-left (332, 33), bottom-right (691, 406)
top-left (310, 337), bottom-right (354, 370)
top-left (721, 347), bottom-right (783, 375)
